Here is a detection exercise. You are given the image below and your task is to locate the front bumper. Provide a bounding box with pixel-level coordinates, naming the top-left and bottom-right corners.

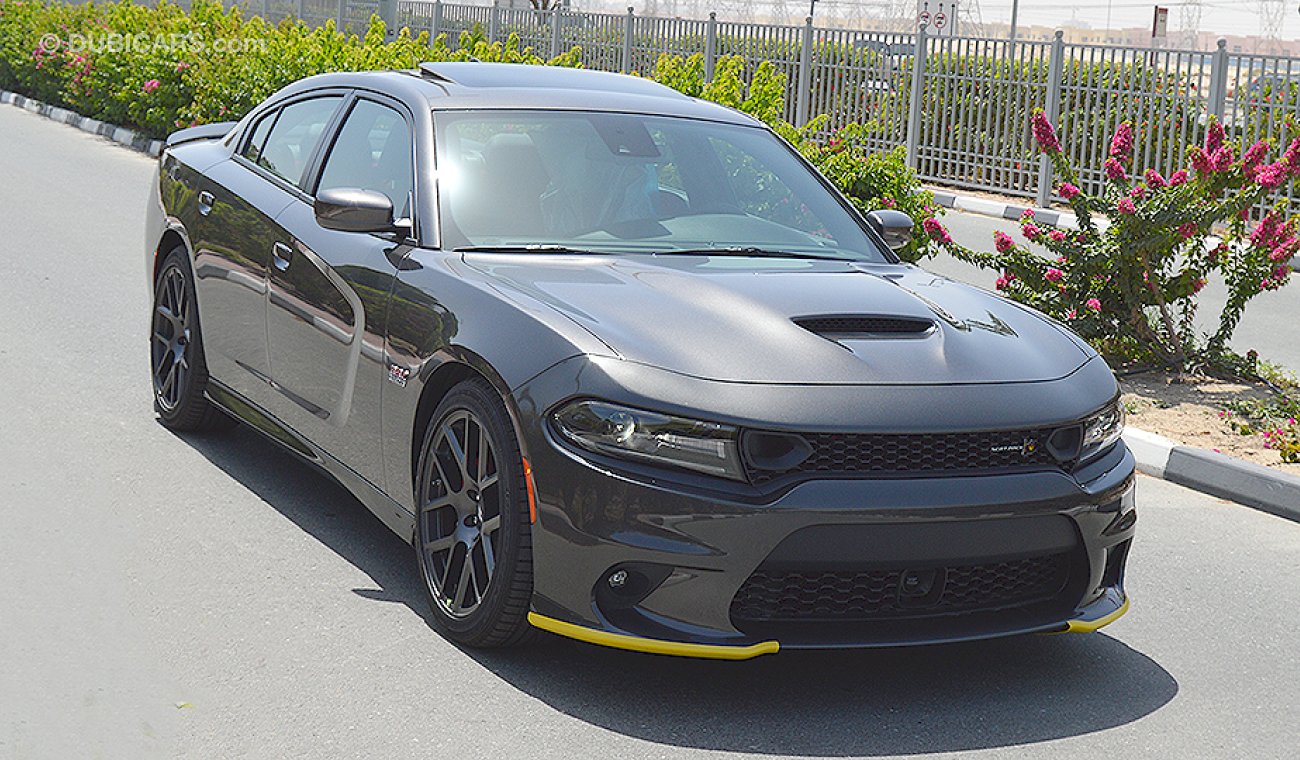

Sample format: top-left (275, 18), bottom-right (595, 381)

top-left (521, 418), bottom-right (1135, 658)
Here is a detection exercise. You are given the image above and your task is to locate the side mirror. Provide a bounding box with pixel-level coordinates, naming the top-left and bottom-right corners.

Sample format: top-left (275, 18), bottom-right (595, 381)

top-left (314, 187), bottom-right (396, 233)
top-left (865, 209), bottom-right (915, 252)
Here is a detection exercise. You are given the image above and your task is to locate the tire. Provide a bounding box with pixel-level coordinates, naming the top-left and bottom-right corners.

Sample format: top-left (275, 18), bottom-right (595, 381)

top-left (414, 378), bottom-right (534, 647)
top-left (150, 247), bottom-right (230, 432)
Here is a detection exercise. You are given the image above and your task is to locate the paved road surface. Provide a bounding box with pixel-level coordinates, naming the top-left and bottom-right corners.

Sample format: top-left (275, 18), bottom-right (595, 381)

top-left (930, 208), bottom-right (1300, 373)
top-left (3, 104), bottom-right (1300, 759)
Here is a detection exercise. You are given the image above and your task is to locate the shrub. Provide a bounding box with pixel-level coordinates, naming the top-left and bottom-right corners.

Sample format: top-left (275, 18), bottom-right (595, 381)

top-left (653, 52), bottom-right (938, 262)
top-left (0, 0), bottom-right (580, 136)
top-left (923, 112), bottom-right (1297, 371)
top-left (1, 1), bottom-right (936, 260)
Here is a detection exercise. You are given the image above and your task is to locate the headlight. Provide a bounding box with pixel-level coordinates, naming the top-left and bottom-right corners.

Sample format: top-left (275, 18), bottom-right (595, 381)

top-left (1080, 400), bottom-right (1125, 462)
top-left (552, 400), bottom-right (745, 480)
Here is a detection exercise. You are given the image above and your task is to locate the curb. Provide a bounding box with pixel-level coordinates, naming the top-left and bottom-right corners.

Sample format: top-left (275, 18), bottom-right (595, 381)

top-left (6, 87), bottom-right (1297, 523)
top-left (0, 89), bottom-right (163, 157)
top-left (927, 187), bottom-right (1081, 230)
top-left (1122, 428), bottom-right (1300, 523)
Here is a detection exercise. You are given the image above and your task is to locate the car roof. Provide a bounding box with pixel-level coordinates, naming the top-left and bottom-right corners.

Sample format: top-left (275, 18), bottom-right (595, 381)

top-left (278, 64), bottom-right (762, 126)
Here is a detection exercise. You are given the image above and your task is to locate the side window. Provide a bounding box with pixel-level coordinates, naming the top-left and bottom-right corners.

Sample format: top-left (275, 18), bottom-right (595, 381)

top-left (241, 110), bottom-right (276, 164)
top-left (256, 96), bottom-right (343, 187)
top-left (316, 99), bottom-right (414, 218)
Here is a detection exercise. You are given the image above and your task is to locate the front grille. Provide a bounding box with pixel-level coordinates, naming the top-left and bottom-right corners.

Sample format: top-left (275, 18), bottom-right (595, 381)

top-left (745, 429), bottom-right (1060, 485)
top-left (730, 552), bottom-right (1072, 624)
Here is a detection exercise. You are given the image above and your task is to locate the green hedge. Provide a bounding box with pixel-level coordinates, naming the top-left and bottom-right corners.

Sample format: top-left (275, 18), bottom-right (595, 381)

top-left (0, 0), bottom-right (936, 260)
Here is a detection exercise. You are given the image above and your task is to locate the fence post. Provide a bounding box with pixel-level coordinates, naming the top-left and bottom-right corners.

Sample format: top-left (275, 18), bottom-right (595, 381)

top-left (795, 16), bottom-right (814, 127)
top-left (429, 1), bottom-right (442, 46)
top-left (550, 5), bottom-right (561, 59)
top-left (622, 7), bottom-right (634, 73)
top-left (1208, 39), bottom-right (1229, 122)
top-left (704, 12), bottom-right (717, 82)
top-left (336, 0), bottom-right (346, 34)
top-left (489, 1), bottom-right (500, 44)
top-left (295, 0), bottom-right (304, 22)
top-left (1036, 30), bottom-right (1065, 208)
top-left (904, 27), bottom-right (927, 170)
top-left (378, 0), bottom-right (398, 42)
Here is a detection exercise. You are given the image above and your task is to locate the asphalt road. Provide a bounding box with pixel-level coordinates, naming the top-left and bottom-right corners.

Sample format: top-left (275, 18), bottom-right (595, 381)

top-left (928, 208), bottom-right (1300, 373)
top-left (3, 103), bottom-right (1300, 759)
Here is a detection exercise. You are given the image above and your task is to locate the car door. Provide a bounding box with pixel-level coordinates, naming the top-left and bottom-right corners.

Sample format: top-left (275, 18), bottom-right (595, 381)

top-left (191, 93), bottom-right (345, 405)
top-left (263, 94), bottom-right (417, 486)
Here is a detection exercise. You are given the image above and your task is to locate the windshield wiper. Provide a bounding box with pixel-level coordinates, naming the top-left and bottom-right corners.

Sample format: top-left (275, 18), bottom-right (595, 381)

top-left (453, 244), bottom-right (597, 254)
top-left (657, 246), bottom-right (850, 261)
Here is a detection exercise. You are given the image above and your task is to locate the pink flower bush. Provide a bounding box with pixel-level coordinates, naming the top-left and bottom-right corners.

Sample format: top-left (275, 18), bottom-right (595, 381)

top-left (1210, 146), bottom-right (1236, 173)
top-left (1109, 123), bottom-right (1134, 162)
top-left (1204, 120), bottom-right (1226, 154)
top-left (920, 112), bottom-right (1299, 371)
top-left (1190, 147), bottom-right (1214, 175)
top-left (922, 217), bottom-right (952, 244)
top-left (1031, 110), bottom-right (1061, 154)
top-left (1256, 163), bottom-right (1288, 191)
top-left (1242, 141), bottom-right (1269, 176)
top-left (142, 79), bottom-right (160, 94)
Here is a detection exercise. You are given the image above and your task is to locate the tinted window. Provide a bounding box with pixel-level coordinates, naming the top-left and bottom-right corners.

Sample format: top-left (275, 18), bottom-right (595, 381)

top-left (317, 99), bottom-right (413, 218)
top-left (241, 111), bottom-right (275, 164)
top-left (256, 96), bottom-right (342, 187)
top-left (434, 110), bottom-right (886, 261)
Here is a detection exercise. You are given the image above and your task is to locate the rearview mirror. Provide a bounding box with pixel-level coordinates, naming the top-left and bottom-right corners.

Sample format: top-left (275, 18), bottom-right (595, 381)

top-left (865, 209), bottom-right (915, 253)
top-left (314, 187), bottom-right (396, 233)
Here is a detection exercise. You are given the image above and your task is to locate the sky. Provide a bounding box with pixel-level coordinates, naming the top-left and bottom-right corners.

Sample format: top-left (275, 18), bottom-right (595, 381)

top-left (604, 2), bottom-right (1300, 41)
top-left (963, 0), bottom-right (1297, 40)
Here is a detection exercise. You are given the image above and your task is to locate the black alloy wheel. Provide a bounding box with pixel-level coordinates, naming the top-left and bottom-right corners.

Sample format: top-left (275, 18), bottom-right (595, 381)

top-left (415, 379), bottom-right (533, 646)
top-left (151, 248), bottom-right (228, 431)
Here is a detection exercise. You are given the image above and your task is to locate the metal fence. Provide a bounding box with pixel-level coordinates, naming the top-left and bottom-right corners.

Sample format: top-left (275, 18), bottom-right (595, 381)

top-left (183, 1), bottom-right (1300, 209)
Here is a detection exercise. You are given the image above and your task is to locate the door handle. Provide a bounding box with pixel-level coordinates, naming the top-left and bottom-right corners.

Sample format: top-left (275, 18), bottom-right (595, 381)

top-left (272, 242), bottom-right (293, 271)
top-left (197, 190), bottom-right (215, 216)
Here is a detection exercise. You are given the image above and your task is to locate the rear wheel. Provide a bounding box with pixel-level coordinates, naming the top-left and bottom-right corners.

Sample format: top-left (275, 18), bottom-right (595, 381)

top-left (415, 379), bottom-right (533, 647)
top-left (151, 248), bottom-right (229, 431)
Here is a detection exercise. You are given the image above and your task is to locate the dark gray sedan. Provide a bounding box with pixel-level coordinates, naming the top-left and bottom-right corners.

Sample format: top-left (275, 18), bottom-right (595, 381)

top-left (145, 63), bottom-right (1135, 659)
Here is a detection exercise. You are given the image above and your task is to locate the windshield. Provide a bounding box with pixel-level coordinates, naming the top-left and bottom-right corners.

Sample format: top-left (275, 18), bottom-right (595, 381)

top-left (432, 110), bottom-right (890, 262)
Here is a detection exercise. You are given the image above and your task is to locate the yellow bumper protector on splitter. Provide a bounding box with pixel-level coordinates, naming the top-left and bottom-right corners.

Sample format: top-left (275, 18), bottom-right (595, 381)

top-left (1061, 597), bottom-right (1131, 634)
top-left (527, 612), bottom-right (779, 660)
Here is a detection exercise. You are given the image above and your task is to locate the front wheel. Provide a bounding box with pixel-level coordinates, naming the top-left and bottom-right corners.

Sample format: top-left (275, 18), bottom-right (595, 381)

top-left (414, 379), bottom-right (534, 647)
top-left (150, 248), bottom-right (228, 431)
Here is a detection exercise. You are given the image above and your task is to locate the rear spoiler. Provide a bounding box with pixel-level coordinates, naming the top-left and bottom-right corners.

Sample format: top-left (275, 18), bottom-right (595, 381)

top-left (165, 120), bottom-right (238, 148)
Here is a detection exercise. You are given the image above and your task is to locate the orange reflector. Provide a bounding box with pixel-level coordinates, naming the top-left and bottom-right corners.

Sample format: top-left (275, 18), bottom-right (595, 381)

top-left (522, 457), bottom-right (537, 523)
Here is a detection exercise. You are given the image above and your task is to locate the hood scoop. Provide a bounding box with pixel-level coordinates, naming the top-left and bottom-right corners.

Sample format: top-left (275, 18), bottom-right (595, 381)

top-left (794, 314), bottom-right (937, 340)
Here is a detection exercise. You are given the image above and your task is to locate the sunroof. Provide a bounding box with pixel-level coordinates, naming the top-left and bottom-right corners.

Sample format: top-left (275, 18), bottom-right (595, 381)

top-left (418, 62), bottom-right (686, 99)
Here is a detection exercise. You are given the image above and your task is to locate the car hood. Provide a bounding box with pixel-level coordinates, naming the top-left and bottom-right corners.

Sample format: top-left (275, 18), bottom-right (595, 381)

top-left (461, 253), bottom-right (1094, 385)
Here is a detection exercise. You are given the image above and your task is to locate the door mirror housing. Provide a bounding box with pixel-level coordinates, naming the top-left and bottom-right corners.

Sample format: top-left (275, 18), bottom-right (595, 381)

top-left (865, 209), bottom-right (915, 253)
top-left (314, 187), bottom-right (397, 233)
